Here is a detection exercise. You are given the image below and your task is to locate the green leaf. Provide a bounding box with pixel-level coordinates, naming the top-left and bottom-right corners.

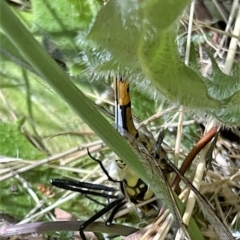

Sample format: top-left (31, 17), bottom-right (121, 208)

top-left (86, 0), bottom-right (240, 126)
top-left (87, 0), bottom-right (190, 66)
top-left (0, 119), bottom-right (44, 159)
top-left (32, 0), bottom-right (100, 32)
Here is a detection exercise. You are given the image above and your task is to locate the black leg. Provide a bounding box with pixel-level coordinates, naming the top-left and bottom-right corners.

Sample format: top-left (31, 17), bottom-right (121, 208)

top-left (51, 179), bottom-right (119, 199)
top-left (87, 148), bottom-right (120, 183)
top-left (79, 197), bottom-right (126, 239)
top-left (51, 148), bottom-right (127, 239)
top-left (106, 198), bottom-right (127, 225)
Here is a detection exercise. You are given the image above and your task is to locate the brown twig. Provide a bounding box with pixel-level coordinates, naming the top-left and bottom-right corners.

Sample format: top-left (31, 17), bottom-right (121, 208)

top-left (171, 126), bottom-right (218, 191)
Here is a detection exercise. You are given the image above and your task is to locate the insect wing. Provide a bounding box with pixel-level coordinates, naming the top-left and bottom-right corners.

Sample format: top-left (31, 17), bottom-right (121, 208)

top-left (114, 77), bottom-right (190, 237)
top-left (166, 159), bottom-right (234, 240)
top-left (127, 133), bottom-right (191, 238)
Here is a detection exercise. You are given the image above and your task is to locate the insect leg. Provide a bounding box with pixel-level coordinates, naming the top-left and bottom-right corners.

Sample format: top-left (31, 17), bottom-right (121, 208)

top-left (87, 148), bottom-right (121, 183)
top-left (106, 181), bottom-right (127, 224)
top-left (51, 179), bottom-right (119, 199)
top-left (79, 196), bottom-right (126, 240)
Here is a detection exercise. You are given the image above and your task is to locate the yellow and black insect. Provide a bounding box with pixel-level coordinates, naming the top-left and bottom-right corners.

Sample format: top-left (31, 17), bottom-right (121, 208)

top-left (51, 76), bottom-right (167, 239)
top-left (112, 76), bottom-right (234, 240)
top-left (114, 76), bottom-right (170, 216)
top-left (52, 76), bottom-right (234, 240)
